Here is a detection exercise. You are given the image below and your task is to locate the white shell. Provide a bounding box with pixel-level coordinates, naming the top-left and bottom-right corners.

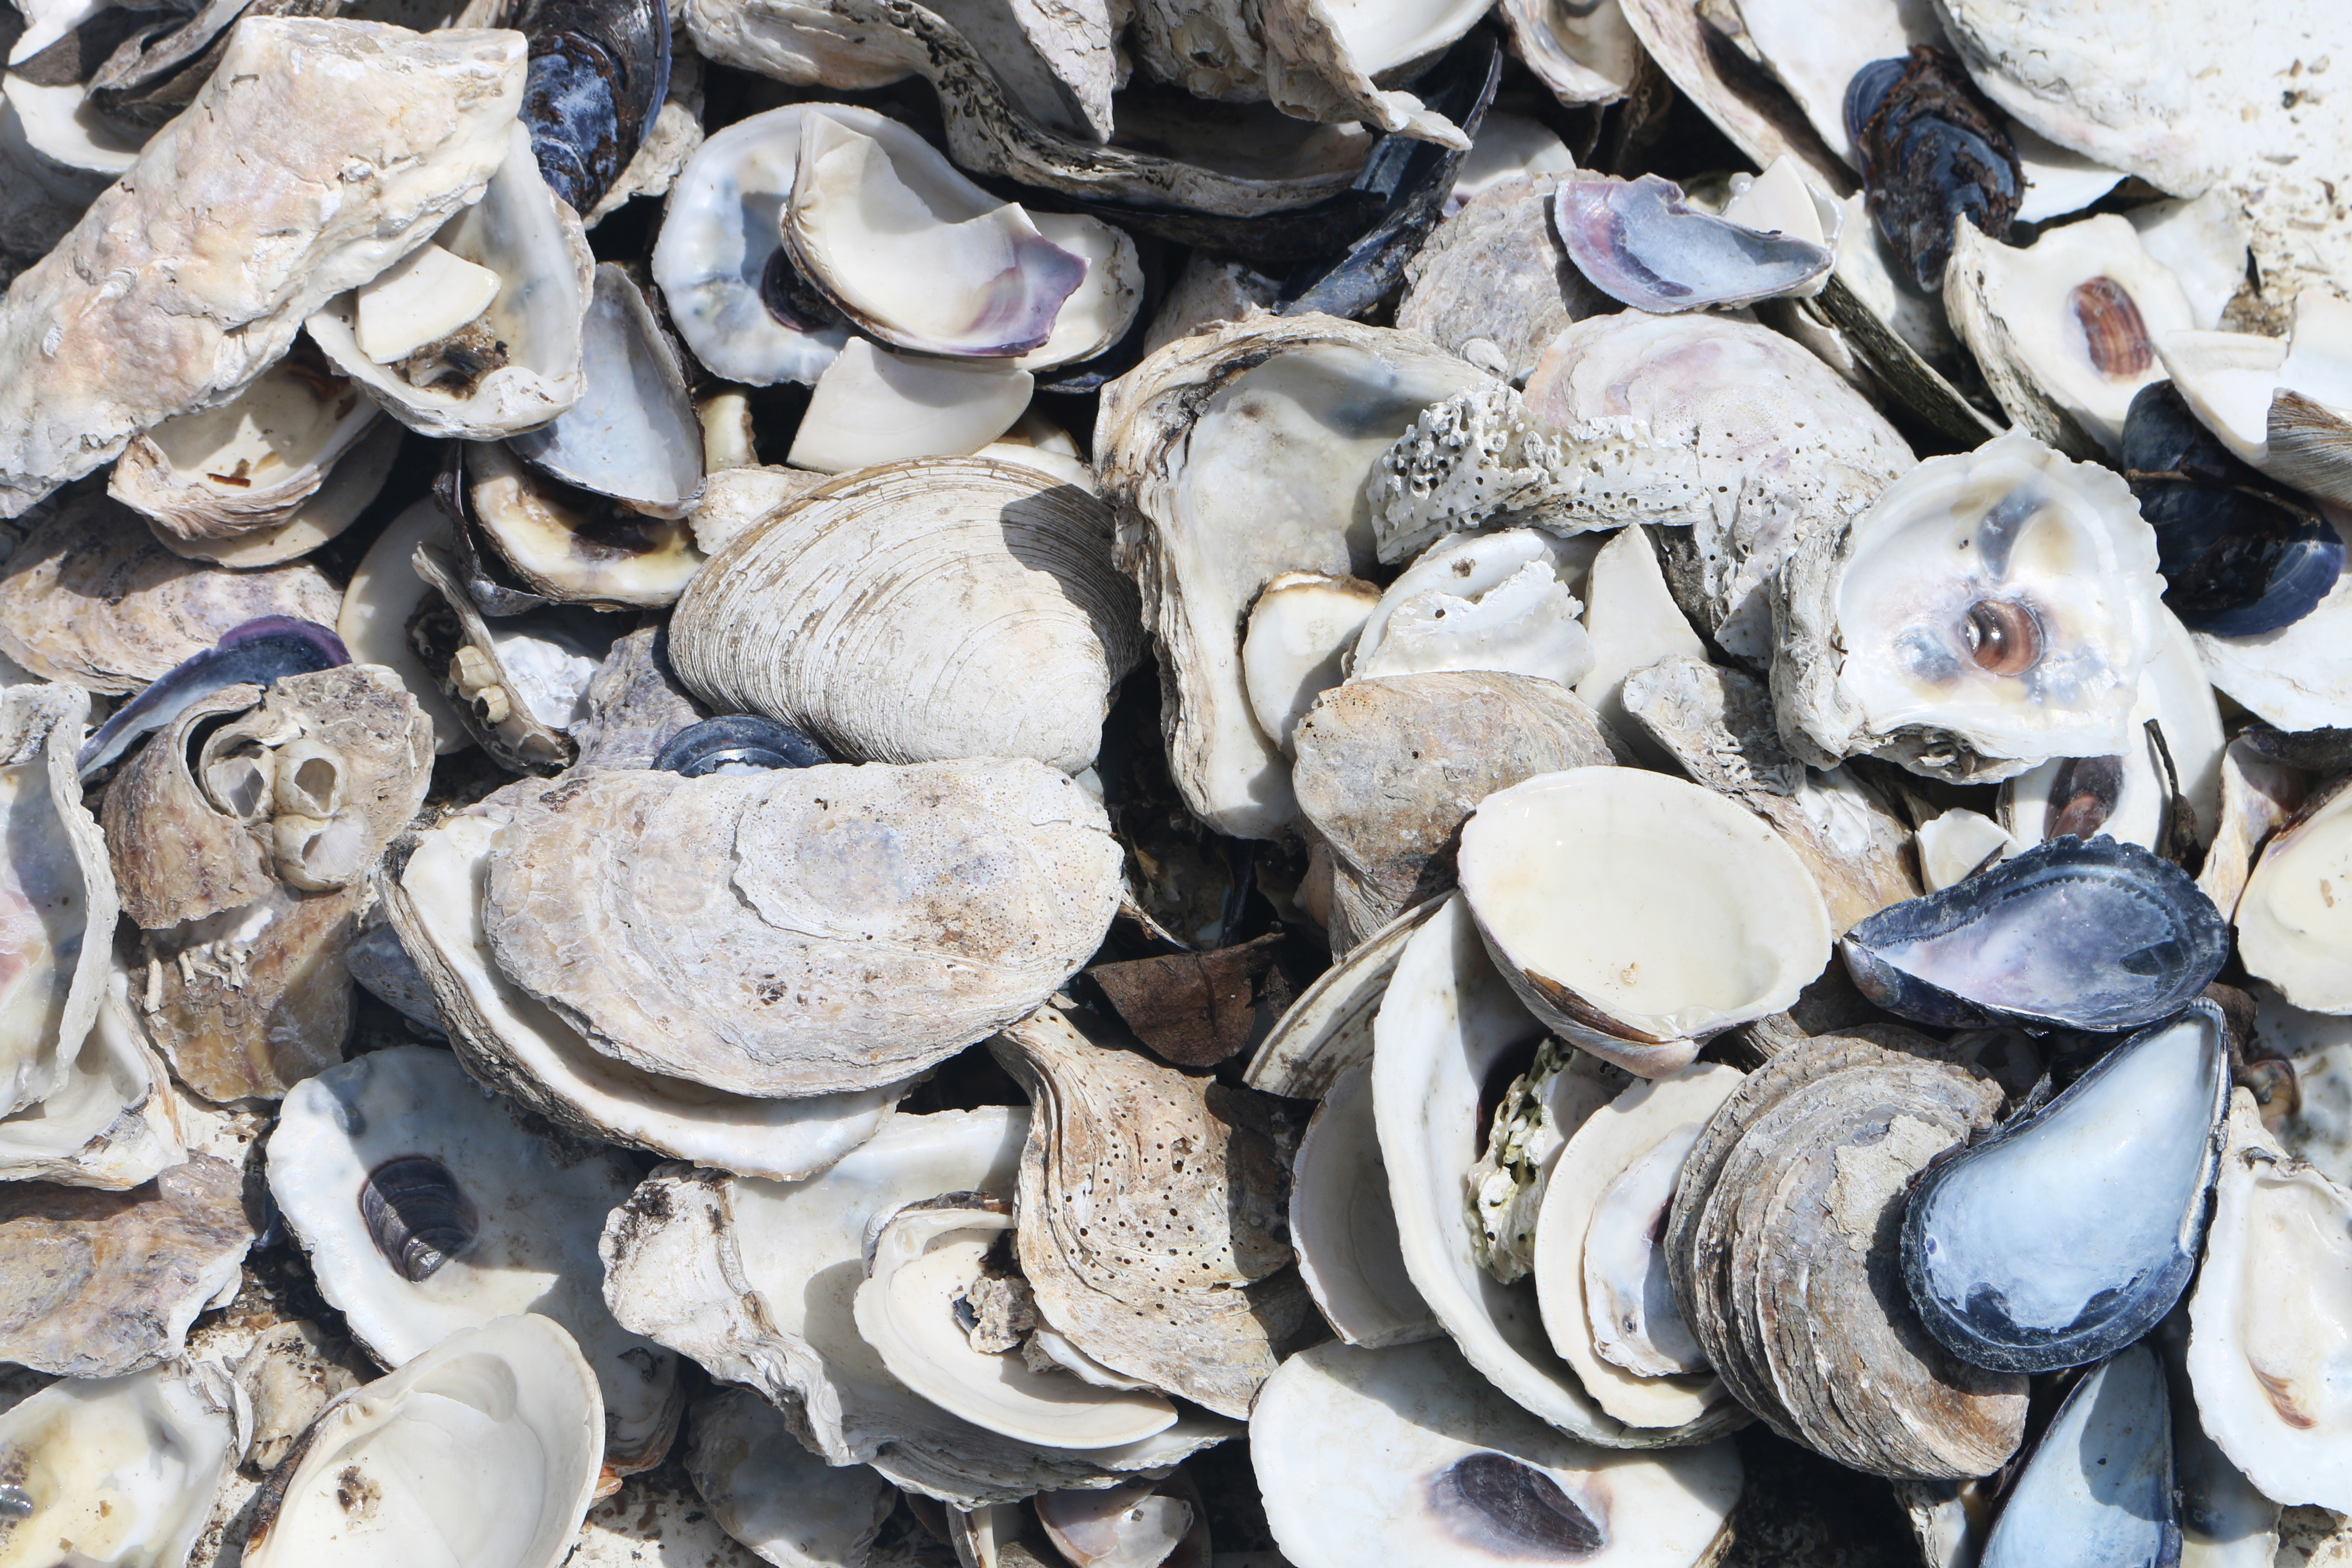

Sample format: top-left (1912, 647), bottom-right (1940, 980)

top-left (1771, 431), bottom-right (2165, 782)
top-left (0, 1360), bottom-right (239, 1568)
top-left (2162, 291), bottom-right (2352, 507)
top-left (670, 459), bottom-right (1140, 773)
top-left (1458, 769), bottom-right (1833, 1075)
top-left (242, 1315), bottom-right (605, 1568)
top-left (308, 124), bottom-right (594, 441)
top-left (1240, 571), bottom-right (1379, 756)
top-left (1250, 1338), bottom-right (1743, 1568)
top-left (681, 1385), bottom-right (897, 1568)
top-left (1350, 530), bottom-right (1595, 689)
top-left (1289, 1060), bottom-right (1437, 1349)
top-left (0, 966), bottom-right (181, 1190)
top-left (789, 339), bottom-right (1035, 474)
top-left (0, 682), bottom-right (116, 1115)
top-left (2239, 778), bottom-right (2352, 1015)
top-left (268, 1045), bottom-right (682, 1479)
top-left (2187, 1093), bottom-right (2352, 1512)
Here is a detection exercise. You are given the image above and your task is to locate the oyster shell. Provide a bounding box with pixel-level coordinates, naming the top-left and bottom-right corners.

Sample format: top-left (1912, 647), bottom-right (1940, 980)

top-left (1523, 310), bottom-right (1915, 662)
top-left (309, 122), bottom-right (595, 441)
top-left (242, 1315), bottom-right (605, 1568)
top-left (682, 1385), bottom-right (897, 1568)
top-left (1902, 1001), bottom-right (2230, 1372)
top-left (1841, 836), bottom-right (2230, 1033)
top-left (1495, 0), bottom-right (1642, 106)
top-left (0, 1152), bottom-right (254, 1377)
top-left (1457, 768), bottom-right (1833, 1077)
top-left (1942, 213), bottom-right (2194, 459)
top-left (268, 1044), bottom-right (683, 1483)
top-left (671, 459), bottom-right (1141, 774)
top-left (1292, 670), bottom-right (1627, 953)
top-left (600, 1110), bottom-right (1235, 1506)
top-left (507, 262), bottom-right (705, 518)
top-left (1239, 570), bottom-right (1379, 757)
top-left (1251, 1338), bottom-right (1743, 1568)
top-left (336, 500), bottom-right (470, 753)
top-left (1665, 1029), bottom-right (2027, 1478)
top-left (1240, 897), bottom-right (1440, 1099)
top-left (0, 1359), bottom-right (241, 1568)
top-left (1398, 174), bottom-right (1606, 389)
top-left (1772, 431), bottom-right (2165, 782)
top-left (0, 967), bottom-right (183, 1190)
top-left (2238, 775), bottom-right (2352, 1015)
top-left (462, 444), bottom-right (704, 608)
top-left (2160, 290), bottom-right (2352, 509)
top-left (0, 18), bottom-right (525, 514)
top-left (2187, 1090), bottom-right (2352, 1512)
top-left (0, 681), bottom-right (116, 1115)
top-left (1096, 314), bottom-right (1490, 839)
top-left (0, 493), bottom-right (340, 694)
top-left (989, 1006), bottom-right (1307, 1419)
top-left (482, 760), bottom-right (1121, 1096)
top-left (403, 542), bottom-right (610, 774)
top-left (1348, 529), bottom-right (1595, 687)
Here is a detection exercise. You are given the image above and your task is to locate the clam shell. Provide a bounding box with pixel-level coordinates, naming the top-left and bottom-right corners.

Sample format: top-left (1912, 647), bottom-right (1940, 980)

top-left (671, 458), bottom-right (1140, 773)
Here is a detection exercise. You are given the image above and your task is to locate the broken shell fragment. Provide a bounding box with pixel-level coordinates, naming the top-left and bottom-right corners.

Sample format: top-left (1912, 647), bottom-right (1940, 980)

top-left (2159, 291), bottom-right (2352, 509)
top-left (268, 1044), bottom-right (683, 1481)
top-left (682, 1385), bottom-right (897, 1568)
top-left (785, 110), bottom-right (1083, 359)
top-left (788, 339), bottom-right (1035, 474)
top-left (1458, 768), bottom-right (1833, 1076)
top-left (1772, 431), bottom-right (2165, 782)
top-left (1348, 529), bottom-right (1595, 687)
top-left (0, 1153), bottom-right (254, 1377)
top-left (1841, 835), bottom-right (2230, 1033)
top-left (0, 18), bottom-right (526, 513)
top-left (2185, 1090), bottom-right (2352, 1512)
top-left (242, 1315), bottom-right (605, 1568)
top-left (670, 459), bottom-right (1140, 773)
top-left (482, 760), bottom-right (1122, 1096)
top-left (1239, 571), bottom-right (1380, 757)
top-left (1901, 1001), bottom-right (2230, 1373)
top-left (1977, 1344), bottom-right (2179, 1568)
top-left (1554, 171), bottom-right (1834, 313)
top-left (0, 681), bottom-right (117, 1117)
top-left (1250, 1338), bottom-right (1743, 1568)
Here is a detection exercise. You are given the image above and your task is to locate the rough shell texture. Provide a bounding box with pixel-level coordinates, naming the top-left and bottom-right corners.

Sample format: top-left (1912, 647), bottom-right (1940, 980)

top-left (0, 19), bottom-right (526, 514)
top-left (1666, 1031), bottom-right (2027, 1479)
top-left (1096, 312), bottom-right (1490, 839)
top-left (671, 459), bottom-right (1141, 774)
top-left (484, 761), bottom-right (1124, 1096)
top-left (1291, 671), bottom-right (1629, 954)
top-left (0, 1153), bottom-right (254, 1377)
top-left (989, 1007), bottom-right (1310, 1420)
top-left (0, 495), bottom-right (340, 694)
top-left (1397, 174), bottom-right (1607, 386)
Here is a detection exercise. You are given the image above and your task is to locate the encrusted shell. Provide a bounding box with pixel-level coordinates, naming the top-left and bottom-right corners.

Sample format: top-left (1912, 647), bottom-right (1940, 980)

top-left (671, 459), bottom-right (1141, 774)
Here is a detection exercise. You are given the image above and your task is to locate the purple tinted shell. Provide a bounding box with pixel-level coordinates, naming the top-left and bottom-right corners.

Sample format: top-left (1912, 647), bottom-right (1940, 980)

top-left (1553, 172), bottom-right (1832, 314)
top-left (76, 617), bottom-right (349, 779)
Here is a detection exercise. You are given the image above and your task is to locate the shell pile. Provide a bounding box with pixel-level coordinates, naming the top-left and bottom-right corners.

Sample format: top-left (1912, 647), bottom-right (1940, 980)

top-left (8, 0), bottom-right (2352, 1564)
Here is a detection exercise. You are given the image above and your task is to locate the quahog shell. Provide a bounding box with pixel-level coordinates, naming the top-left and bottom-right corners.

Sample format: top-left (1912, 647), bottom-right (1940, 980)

top-left (670, 459), bottom-right (1141, 775)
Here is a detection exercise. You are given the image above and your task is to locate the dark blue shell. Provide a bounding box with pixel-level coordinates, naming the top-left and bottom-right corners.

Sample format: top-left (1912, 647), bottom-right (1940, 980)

top-left (1839, 835), bottom-right (2228, 1033)
top-left (1977, 1346), bottom-right (2180, 1568)
top-left (77, 617), bottom-right (349, 780)
top-left (518, 0), bottom-right (671, 216)
top-left (1844, 48), bottom-right (2021, 291)
top-left (2123, 381), bottom-right (2345, 636)
top-left (653, 714), bottom-right (828, 776)
top-left (1900, 1001), bottom-right (2227, 1375)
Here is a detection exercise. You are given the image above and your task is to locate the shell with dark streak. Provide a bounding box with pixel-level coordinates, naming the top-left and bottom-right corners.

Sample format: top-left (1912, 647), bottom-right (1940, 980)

top-left (1845, 47), bottom-right (2021, 292)
top-left (517, 0), bottom-right (672, 216)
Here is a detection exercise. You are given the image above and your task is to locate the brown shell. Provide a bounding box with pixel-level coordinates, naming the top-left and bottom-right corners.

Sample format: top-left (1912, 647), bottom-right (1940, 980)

top-left (1291, 671), bottom-right (1629, 954)
top-left (0, 493), bottom-right (341, 693)
top-left (0, 1152), bottom-right (254, 1376)
top-left (1668, 1032), bottom-right (2027, 1479)
top-left (103, 684), bottom-right (279, 930)
top-left (990, 1006), bottom-right (1311, 1419)
top-left (484, 761), bottom-right (1125, 1096)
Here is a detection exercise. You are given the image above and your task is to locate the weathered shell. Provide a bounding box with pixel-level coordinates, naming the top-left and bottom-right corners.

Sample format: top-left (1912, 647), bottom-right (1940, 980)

top-left (507, 263), bottom-right (705, 519)
top-left (1397, 174), bottom-right (1607, 387)
top-left (0, 682), bottom-right (117, 1116)
top-left (1241, 898), bottom-right (1440, 1100)
top-left (1096, 313), bottom-right (1490, 839)
top-left (1290, 671), bottom-right (1628, 954)
top-left (989, 1006), bottom-right (1309, 1420)
top-left (77, 616), bottom-right (348, 782)
top-left (483, 760), bottom-right (1122, 1096)
top-left (1846, 48), bottom-right (2022, 292)
top-left (671, 459), bottom-right (1141, 774)
top-left (1840, 836), bottom-right (2229, 1033)
top-left (1666, 1031), bottom-right (2027, 1478)
top-left (0, 1152), bottom-right (254, 1377)
top-left (0, 19), bottom-right (524, 514)
top-left (514, 0), bottom-right (671, 217)
top-left (682, 1386), bottom-right (897, 1568)
top-left (405, 542), bottom-right (606, 775)
top-left (567, 624), bottom-right (708, 771)
top-left (0, 968), bottom-right (183, 1191)
top-left (0, 493), bottom-right (340, 694)
top-left (598, 1110), bottom-right (1237, 1507)
top-left (389, 795), bottom-right (905, 1180)
top-left (2238, 775), bottom-right (2352, 1014)
top-left (463, 444), bottom-right (705, 609)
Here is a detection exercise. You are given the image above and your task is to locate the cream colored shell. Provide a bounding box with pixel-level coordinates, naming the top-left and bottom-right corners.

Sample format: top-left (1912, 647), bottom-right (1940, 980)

top-left (671, 458), bottom-right (1141, 774)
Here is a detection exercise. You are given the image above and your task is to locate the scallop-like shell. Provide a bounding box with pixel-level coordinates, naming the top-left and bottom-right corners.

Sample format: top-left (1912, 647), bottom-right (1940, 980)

top-left (483, 760), bottom-right (1124, 1096)
top-left (989, 1006), bottom-right (1311, 1420)
top-left (0, 493), bottom-right (341, 694)
top-left (671, 458), bottom-right (1141, 774)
